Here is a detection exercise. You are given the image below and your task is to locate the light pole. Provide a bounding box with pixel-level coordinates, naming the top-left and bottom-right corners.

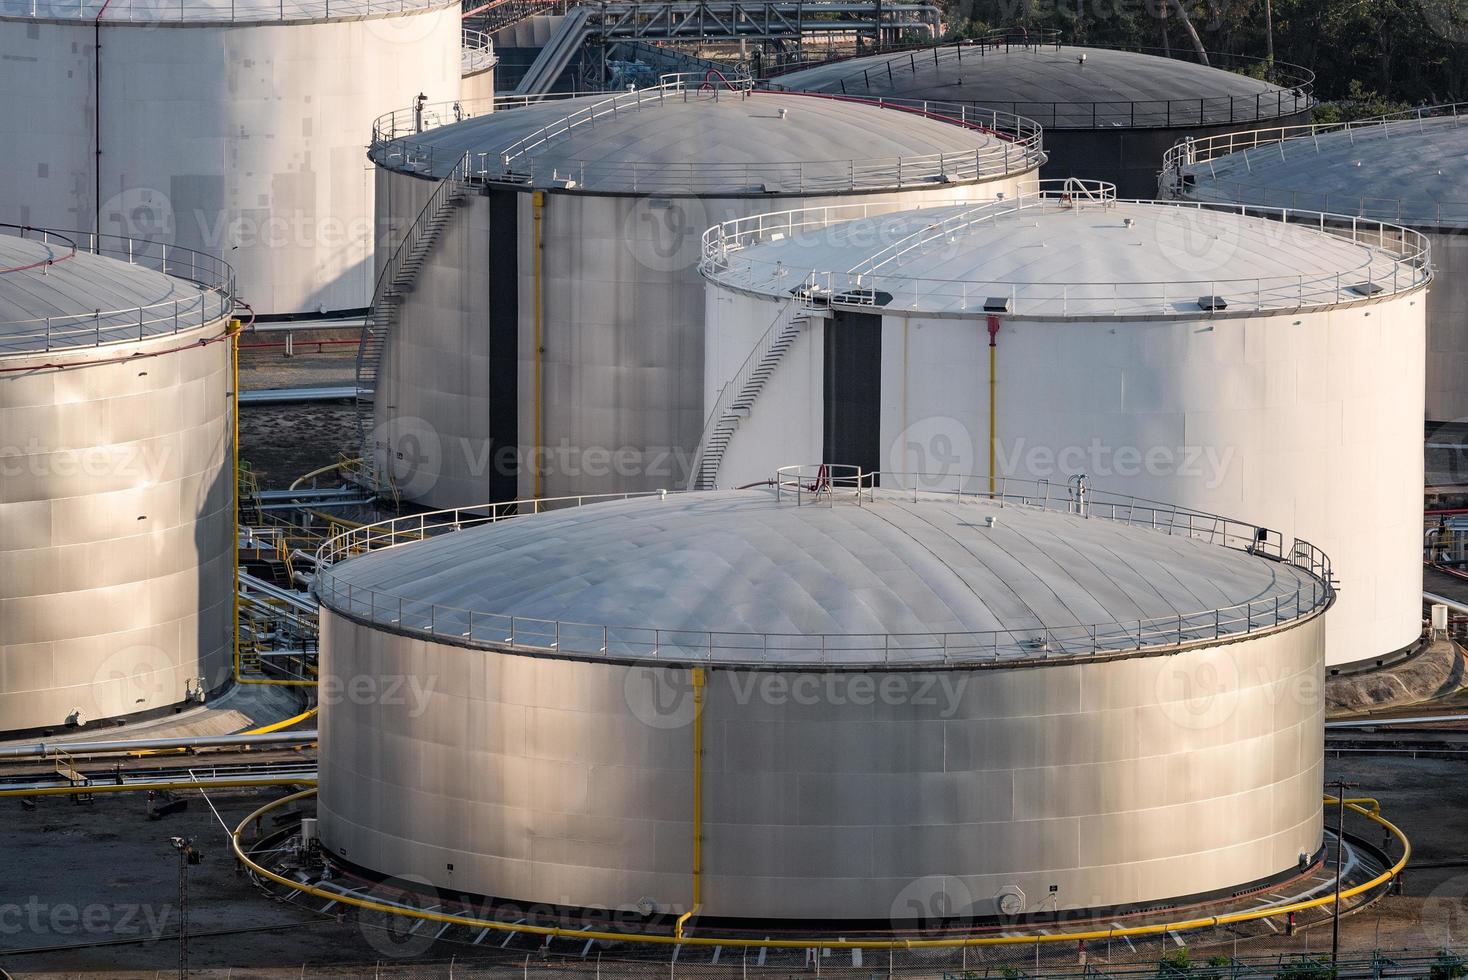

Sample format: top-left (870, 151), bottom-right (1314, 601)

top-left (169, 836), bottom-right (204, 979)
top-left (1327, 780), bottom-right (1358, 970)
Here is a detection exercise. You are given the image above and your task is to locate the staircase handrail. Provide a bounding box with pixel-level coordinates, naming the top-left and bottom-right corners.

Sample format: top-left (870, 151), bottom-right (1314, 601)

top-left (355, 153), bottom-right (473, 474)
top-left (686, 297), bottom-right (795, 489)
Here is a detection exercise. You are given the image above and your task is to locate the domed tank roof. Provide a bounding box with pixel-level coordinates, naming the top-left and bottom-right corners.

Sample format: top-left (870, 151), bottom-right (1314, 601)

top-left (1171, 109), bottom-right (1468, 229)
top-left (771, 41), bottom-right (1311, 130)
top-left (702, 188), bottom-right (1430, 318)
top-left (370, 83), bottom-right (1044, 194)
top-left (315, 480), bottom-right (1329, 665)
top-left (0, 227), bottom-right (231, 355)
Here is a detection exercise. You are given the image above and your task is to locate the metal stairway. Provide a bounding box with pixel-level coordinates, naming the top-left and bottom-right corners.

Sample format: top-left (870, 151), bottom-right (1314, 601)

top-left (355, 158), bottom-right (473, 482)
top-left (688, 299), bottom-right (818, 490)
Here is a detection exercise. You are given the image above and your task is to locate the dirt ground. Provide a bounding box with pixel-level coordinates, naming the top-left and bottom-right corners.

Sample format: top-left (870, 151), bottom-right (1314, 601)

top-left (237, 348), bottom-right (359, 491)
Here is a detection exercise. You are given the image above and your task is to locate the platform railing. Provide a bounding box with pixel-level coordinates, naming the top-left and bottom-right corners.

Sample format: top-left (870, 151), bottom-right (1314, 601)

top-left (761, 39), bottom-right (1315, 129)
top-left (461, 26), bottom-right (495, 74)
top-left (701, 193), bottom-right (1432, 318)
top-left (1161, 102), bottom-right (1468, 226)
top-left (368, 85), bottom-right (1044, 192)
top-left (0, 223), bottom-right (235, 355)
top-left (313, 472), bottom-right (1334, 667)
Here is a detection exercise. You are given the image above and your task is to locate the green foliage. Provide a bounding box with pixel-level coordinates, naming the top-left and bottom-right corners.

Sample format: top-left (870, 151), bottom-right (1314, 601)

top-left (1274, 955), bottom-right (1336, 980)
top-left (944, 0), bottom-right (1467, 105)
top-left (1311, 79), bottom-right (1413, 123)
top-left (1157, 947), bottom-right (1194, 977)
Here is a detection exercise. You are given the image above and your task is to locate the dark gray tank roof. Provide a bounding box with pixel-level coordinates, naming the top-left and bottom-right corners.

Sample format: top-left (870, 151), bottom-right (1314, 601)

top-left (772, 43), bottom-right (1311, 130)
top-left (371, 86), bottom-right (1044, 193)
top-left (1173, 112), bottom-right (1468, 228)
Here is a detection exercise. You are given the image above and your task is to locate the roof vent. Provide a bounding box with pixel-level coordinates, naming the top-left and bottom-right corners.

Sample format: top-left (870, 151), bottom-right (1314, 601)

top-left (1123, 217), bottom-right (1135, 229)
top-left (1077, 52), bottom-right (1087, 65)
top-left (983, 296), bottom-right (1012, 313)
top-left (1349, 281), bottom-right (1384, 297)
top-left (984, 516), bottom-right (998, 528)
top-left (1198, 294), bottom-right (1228, 311)
top-left (834, 287), bottom-right (894, 307)
top-left (778, 107), bottom-right (788, 119)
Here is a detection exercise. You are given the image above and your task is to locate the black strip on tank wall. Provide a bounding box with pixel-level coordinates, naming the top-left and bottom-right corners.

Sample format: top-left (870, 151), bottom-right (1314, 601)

top-left (822, 309), bottom-right (883, 483)
top-left (487, 189), bottom-right (520, 503)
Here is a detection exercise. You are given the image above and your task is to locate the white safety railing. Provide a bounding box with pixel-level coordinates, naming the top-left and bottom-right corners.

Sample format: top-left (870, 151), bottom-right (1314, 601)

top-left (1160, 102), bottom-right (1468, 227)
top-left (313, 473), bottom-right (1334, 667)
top-left (7, 0), bottom-right (451, 21)
top-left (0, 224), bottom-right (235, 355)
top-left (368, 84), bottom-right (1045, 192)
top-left (701, 191), bottom-right (1432, 319)
top-left (461, 27), bottom-right (495, 75)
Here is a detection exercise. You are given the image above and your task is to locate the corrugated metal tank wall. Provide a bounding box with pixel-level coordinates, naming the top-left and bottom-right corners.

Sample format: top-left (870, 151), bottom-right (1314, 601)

top-left (318, 608), bottom-right (1323, 919)
top-left (370, 170), bottom-right (1042, 506)
top-left (1426, 231), bottom-right (1468, 424)
top-left (0, 324), bottom-right (233, 734)
top-left (0, 5), bottom-right (463, 316)
top-left (704, 290), bottom-right (1425, 667)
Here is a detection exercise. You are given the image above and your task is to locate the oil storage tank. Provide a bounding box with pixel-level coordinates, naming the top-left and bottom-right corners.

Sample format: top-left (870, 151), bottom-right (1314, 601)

top-left (767, 31), bottom-right (1313, 198)
top-left (697, 185), bottom-right (1429, 668)
top-left (314, 478), bottom-right (1332, 921)
top-left (0, 225), bottom-right (235, 735)
top-left (1161, 104), bottom-right (1468, 424)
top-left (0, 0), bottom-right (464, 317)
top-left (364, 75), bottom-right (1045, 506)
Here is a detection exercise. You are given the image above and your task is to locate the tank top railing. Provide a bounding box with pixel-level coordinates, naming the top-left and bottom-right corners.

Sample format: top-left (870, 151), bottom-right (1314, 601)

top-left (0, 224), bottom-right (235, 355)
top-left (1161, 102), bottom-right (1468, 227)
top-left (702, 196), bottom-right (1432, 319)
top-left (312, 473), bottom-right (1334, 667)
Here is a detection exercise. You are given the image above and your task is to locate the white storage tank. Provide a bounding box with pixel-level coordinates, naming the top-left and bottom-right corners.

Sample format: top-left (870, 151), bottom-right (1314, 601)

top-left (1161, 104), bottom-right (1468, 425)
top-left (314, 478), bottom-right (1331, 920)
top-left (698, 186), bottom-right (1429, 668)
top-left (0, 225), bottom-right (235, 734)
top-left (767, 31), bottom-right (1314, 198)
top-left (364, 76), bottom-right (1045, 505)
top-left (0, 0), bottom-right (464, 317)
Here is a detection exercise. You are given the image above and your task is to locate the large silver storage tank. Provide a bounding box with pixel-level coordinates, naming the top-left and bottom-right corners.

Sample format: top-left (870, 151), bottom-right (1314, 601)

top-left (314, 477), bottom-right (1331, 920)
top-left (0, 225), bottom-right (235, 734)
top-left (1160, 104), bottom-right (1468, 425)
top-left (768, 32), bottom-right (1313, 198)
top-left (698, 186), bottom-right (1429, 668)
top-left (365, 76), bottom-right (1045, 505)
top-left (0, 0), bottom-right (465, 317)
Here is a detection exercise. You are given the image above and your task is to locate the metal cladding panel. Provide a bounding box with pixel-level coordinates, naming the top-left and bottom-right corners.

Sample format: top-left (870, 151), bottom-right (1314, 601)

top-left (709, 290), bottom-right (1423, 668)
top-left (319, 610), bottom-right (1323, 920)
top-left (1423, 231), bottom-right (1468, 423)
top-left (0, 6), bottom-right (462, 316)
top-left (0, 324), bottom-right (232, 733)
top-left (373, 173), bottom-right (1039, 506)
top-left (317, 612), bottom-right (697, 915)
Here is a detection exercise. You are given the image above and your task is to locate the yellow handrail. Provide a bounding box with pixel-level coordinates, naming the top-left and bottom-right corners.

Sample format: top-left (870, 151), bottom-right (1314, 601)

top-left (230, 791), bottom-right (1407, 951)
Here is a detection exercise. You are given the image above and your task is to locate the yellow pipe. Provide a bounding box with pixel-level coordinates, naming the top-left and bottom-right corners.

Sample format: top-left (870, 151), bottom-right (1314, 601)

top-left (127, 707), bottom-right (318, 757)
top-left (987, 316), bottom-right (999, 496)
top-left (677, 666), bottom-right (706, 939)
top-left (231, 791), bottom-right (1407, 951)
top-left (532, 190), bottom-right (545, 500)
top-left (287, 456), bottom-right (364, 492)
top-left (231, 318), bottom-right (315, 689)
top-left (2, 777), bottom-right (316, 799)
top-left (243, 706), bottom-right (318, 735)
